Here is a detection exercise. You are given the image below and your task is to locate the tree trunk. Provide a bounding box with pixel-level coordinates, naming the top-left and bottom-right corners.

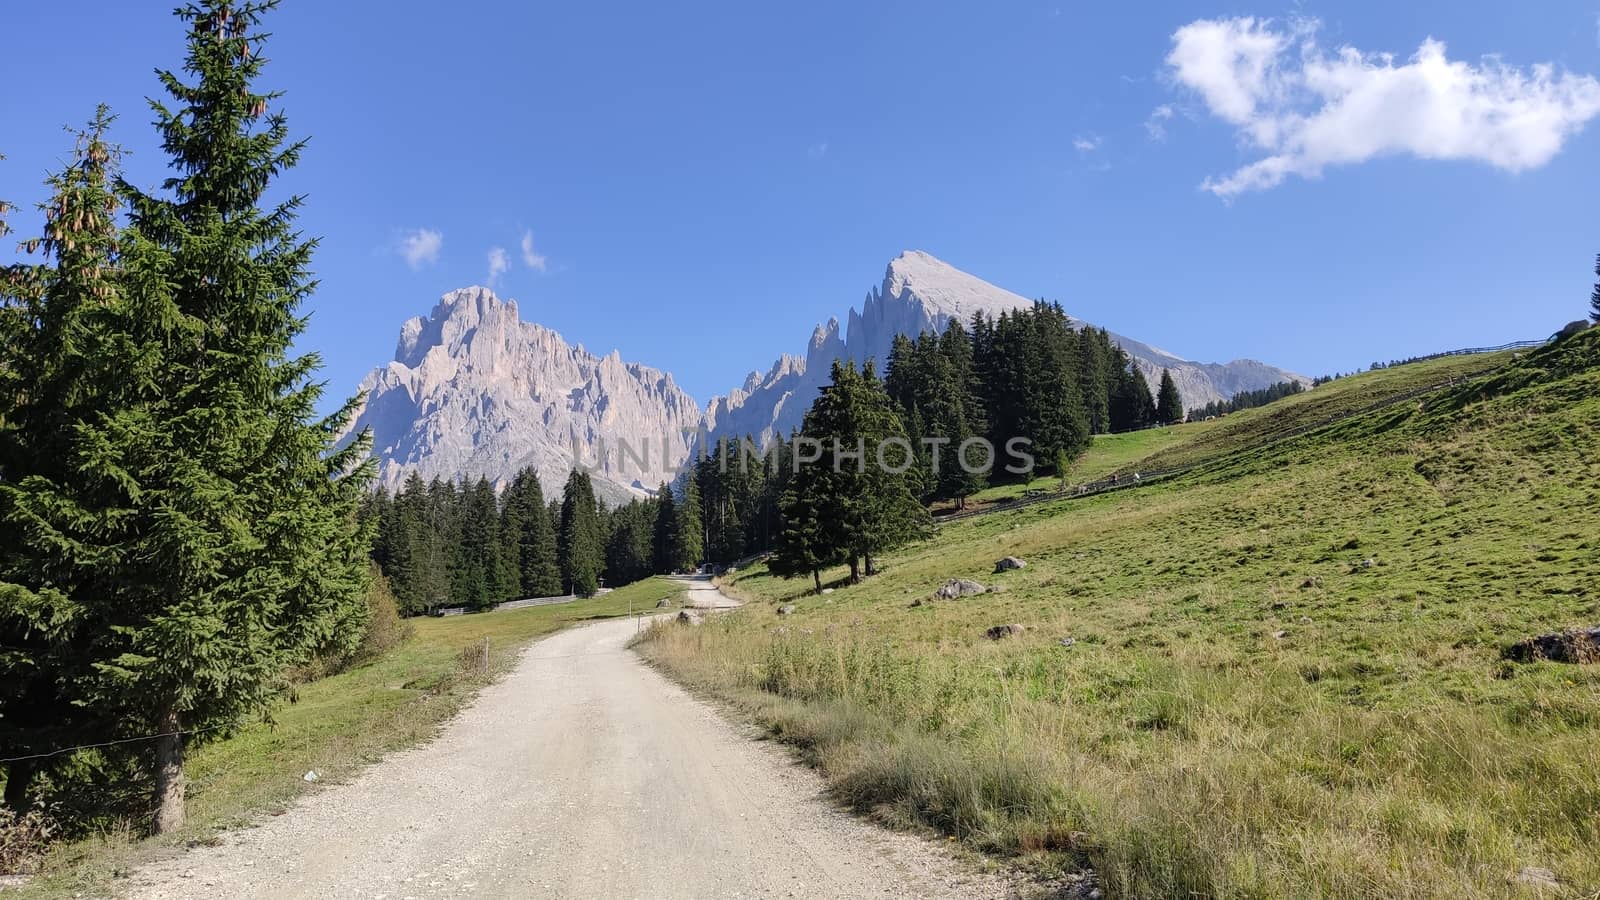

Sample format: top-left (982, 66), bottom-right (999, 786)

top-left (811, 568), bottom-right (822, 593)
top-left (3, 759), bottom-right (35, 811)
top-left (864, 553), bottom-right (877, 577)
top-left (848, 557), bottom-right (860, 584)
top-left (151, 704), bottom-right (186, 835)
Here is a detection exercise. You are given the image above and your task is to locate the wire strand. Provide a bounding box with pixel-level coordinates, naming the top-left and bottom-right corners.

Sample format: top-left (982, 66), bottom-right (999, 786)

top-left (0, 723), bottom-right (228, 765)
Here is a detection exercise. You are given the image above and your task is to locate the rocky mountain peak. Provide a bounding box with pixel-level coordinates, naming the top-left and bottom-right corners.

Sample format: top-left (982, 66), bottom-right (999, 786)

top-left (339, 287), bottom-right (699, 505)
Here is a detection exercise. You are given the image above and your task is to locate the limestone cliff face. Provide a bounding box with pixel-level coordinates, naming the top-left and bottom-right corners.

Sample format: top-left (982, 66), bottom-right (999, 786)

top-left (339, 287), bottom-right (699, 503)
top-left (699, 250), bottom-right (1308, 452)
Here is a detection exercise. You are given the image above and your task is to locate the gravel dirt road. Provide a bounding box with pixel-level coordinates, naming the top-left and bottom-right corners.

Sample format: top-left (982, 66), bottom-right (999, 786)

top-left (121, 578), bottom-right (1029, 899)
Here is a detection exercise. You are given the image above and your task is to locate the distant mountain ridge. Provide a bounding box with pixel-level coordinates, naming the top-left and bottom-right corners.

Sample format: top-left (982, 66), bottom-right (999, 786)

top-left (701, 250), bottom-right (1307, 451)
top-left (337, 286), bottom-right (699, 505)
top-left (342, 253), bottom-right (1306, 501)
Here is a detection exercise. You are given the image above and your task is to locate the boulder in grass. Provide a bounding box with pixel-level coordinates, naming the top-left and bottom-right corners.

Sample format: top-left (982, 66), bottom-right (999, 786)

top-left (994, 557), bottom-right (1027, 573)
top-left (1513, 866), bottom-right (1559, 889)
top-left (985, 623), bottom-right (1026, 640)
top-left (1504, 627), bottom-right (1600, 664)
top-left (654, 598), bottom-right (672, 608)
top-left (777, 604), bottom-right (797, 616)
top-left (935, 578), bottom-right (987, 599)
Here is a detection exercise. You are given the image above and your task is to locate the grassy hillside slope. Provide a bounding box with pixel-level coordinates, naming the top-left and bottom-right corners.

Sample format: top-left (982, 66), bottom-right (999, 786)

top-left (639, 334), bottom-right (1600, 898)
top-left (17, 577), bottom-right (685, 898)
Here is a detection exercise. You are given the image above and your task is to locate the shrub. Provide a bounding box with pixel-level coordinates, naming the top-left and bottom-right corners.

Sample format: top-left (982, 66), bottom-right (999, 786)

top-left (355, 568), bottom-right (412, 663)
top-left (0, 805), bottom-right (59, 875)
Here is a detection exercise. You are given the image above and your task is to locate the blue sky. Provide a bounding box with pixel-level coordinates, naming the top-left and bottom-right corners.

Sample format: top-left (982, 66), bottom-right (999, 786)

top-left (3, 1), bottom-right (1598, 408)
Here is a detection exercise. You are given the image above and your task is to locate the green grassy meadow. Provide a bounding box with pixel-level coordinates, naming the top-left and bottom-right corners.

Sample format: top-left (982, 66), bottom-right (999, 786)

top-left (639, 334), bottom-right (1600, 898)
top-left (14, 577), bottom-right (685, 898)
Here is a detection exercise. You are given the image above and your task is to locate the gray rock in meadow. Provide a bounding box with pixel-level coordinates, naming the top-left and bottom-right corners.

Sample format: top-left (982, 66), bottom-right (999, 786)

top-left (993, 556), bottom-right (1027, 573)
top-left (985, 624), bottom-right (1026, 640)
top-left (935, 578), bottom-right (987, 599)
top-left (1513, 866), bottom-right (1558, 889)
top-left (1504, 628), bottom-right (1600, 664)
top-left (654, 598), bottom-right (672, 609)
top-left (777, 604), bottom-right (796, 616)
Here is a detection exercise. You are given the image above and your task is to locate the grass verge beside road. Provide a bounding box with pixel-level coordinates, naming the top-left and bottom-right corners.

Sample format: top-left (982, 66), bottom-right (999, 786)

top-left (639, 335), bottom-right (1600, 898)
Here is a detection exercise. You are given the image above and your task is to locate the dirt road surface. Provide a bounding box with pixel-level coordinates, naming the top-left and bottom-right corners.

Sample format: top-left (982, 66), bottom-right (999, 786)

top-left (122, 578), bottom-right (1027, 899)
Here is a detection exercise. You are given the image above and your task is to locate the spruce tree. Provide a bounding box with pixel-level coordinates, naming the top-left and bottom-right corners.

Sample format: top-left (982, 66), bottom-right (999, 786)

top-left (782, 361), bottom-right (926, 584)
top-left (453, 477), bottom-right (501, 610)
top-left (558, 470), bottom-right (602, 596)
top-left (384, 472), bottom-right (428, 612)
top-left (1156, 369), bottom-right (1184, 425)
top-left (651, 481), bottom-right (677, 573)
top-left (769, 485), bottom-right (831, 592)
top-left (508, 468), bottom-right (560, 597)
top-left (1077, 327), bottom-right (1110, 434)
top-left (1129, 365), bottom-right (1157, 429)
top-left (0, 109), bottom-right (127, 810)
top-left (603, 499), bottom-right (655, 586)
top-left (7, 2), bottom-right (374, 833)
top-left (673, 476), bottom-right (704, 571)
top-left (425, 478), bottom-right (462, 608)
top-left (853, 363), bottom-right (930, 572)
top-left (495, 477), bottom-right (525, 602)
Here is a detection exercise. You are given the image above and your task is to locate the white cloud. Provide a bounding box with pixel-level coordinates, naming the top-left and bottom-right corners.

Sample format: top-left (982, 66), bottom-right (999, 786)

top-left (519, 230), bottom-right (547, 272)
top-left (1145, 104), bottom-right (1175, 140)
top-left (1072, 134), bottom-right (1102, 153)
top-left (1164, 17), bottom-right (1600, 198)
top-left (808, 141), bottom-right (829, 159)
top-left (486, 246), bottom-right (509, 285)
top-left (398, 228), bottom-right (442, 269)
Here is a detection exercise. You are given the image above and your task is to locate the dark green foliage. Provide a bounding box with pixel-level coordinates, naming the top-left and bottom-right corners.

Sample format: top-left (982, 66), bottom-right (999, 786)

top-left (673, 476), bottom-right (704, 571)
top-left (603, 499), bottom-right (656, 586)
top-left (651, 482), bottom-right (677, 573)
top-left (356, 467), bottom-right (566, 612)
top-left (452, 478), bottom-right (502, 611)
top-left (1111, 363), bottom-right (1158, 433)
top-left (1, 2), bottom-right (372, 832)
top-left (767, 484), bottom-right (834, 592)
top-left (558, 470), bottom-right (603, 596)
top-left (694, 436), bottom-right (776, 565)
top-left (1189, 380), bottom-right (1306, 420)
top-left (0, 110), bottom-right (127, 811)
top-left (886, 329), bottom-right (984, 505)
top-left (978, 303), bottom-right (1092, 473)
top-left (1155, 369), bottom-right (1184, 425)
top-left (505, 469), bottom-right (560, 598)
top-left (772, 360), bottom-right (928, 587)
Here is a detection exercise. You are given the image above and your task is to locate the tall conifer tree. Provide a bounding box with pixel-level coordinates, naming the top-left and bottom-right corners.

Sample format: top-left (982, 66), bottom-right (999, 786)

top-left (0, 110), bottom-right (128, 811)
top-left (558, 470), bottom-right (602, 596)
top-left (4, 2), bottom-right (374, 832)
top-left (651, 481), bottom-right (677, 573)
top-left (509, 468), bottom-right (560, 597)
top-left (673, 476), bottom-right (704, 571)
top-left (1156, 369), bottom-right (1184, 425)
top-left (453, 477), bottom-right (501, 610)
